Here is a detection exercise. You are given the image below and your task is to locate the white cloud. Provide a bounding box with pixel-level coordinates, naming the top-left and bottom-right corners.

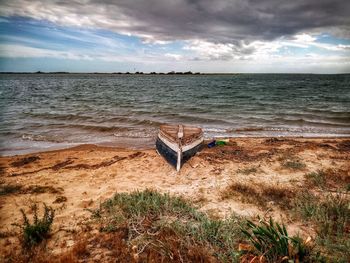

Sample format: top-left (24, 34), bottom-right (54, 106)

top-left (184, 40), bottom-right (237, 60)
top-left (164, 53), bottom-right (183, 60)
top-left (0, 44), bottom-right (93, 60)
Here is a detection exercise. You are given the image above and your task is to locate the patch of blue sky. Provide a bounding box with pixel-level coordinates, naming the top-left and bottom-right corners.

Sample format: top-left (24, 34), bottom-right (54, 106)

top-left (0, 57), bottom-right (136, 72)
top-left (0, 16), bottom-right (186, 60)
top-left (317, 34), bottom-right (350, 45)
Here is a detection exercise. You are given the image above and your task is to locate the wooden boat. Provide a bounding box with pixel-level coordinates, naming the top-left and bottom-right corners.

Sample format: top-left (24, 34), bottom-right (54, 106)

top-left (156, 124), bottom-right (204, 171)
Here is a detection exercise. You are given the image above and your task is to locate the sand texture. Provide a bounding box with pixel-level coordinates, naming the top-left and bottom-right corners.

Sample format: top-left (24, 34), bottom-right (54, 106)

top-left (0, 137), bottom-right (349, 261)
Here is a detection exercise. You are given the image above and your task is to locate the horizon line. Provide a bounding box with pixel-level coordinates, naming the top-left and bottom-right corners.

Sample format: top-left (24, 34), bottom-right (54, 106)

top-left (1, 71), bottom-right (349, 75)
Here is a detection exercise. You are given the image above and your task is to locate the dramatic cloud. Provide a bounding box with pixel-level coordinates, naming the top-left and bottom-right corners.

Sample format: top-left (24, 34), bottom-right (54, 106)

top-left (0, 0), bottom-right (349, 72)
top-left (1, 0), bottom-right (349, 43)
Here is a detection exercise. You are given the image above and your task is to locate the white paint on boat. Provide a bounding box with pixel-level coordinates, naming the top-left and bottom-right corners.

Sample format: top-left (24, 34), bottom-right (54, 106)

top-left (157, 124), bottom-right (203, 171)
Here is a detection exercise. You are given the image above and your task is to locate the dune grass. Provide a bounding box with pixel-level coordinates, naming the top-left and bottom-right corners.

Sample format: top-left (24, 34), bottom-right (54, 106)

top-left (305, 168), bottom-right (350, 190)
top-left (4, 188), bottom-right (347, 262)
top-left (294, 191), bottom-right (350, 262)
top-left (90, 189), bottom-right (245, 262)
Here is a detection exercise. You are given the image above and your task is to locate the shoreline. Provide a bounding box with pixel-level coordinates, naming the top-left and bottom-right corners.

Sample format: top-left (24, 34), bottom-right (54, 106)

top-left (2, 135), bottom-right (350, 157)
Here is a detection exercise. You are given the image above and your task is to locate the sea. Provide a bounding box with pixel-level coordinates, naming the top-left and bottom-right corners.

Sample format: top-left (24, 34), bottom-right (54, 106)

top-left (1, 73), bottom-right (349, 156)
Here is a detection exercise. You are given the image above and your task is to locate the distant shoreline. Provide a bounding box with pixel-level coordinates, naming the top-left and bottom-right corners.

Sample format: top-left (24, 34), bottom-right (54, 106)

top-left (1, 72), bottom-right (349, 75)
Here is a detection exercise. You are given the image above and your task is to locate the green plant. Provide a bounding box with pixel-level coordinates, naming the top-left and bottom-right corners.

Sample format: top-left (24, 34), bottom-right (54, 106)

top-left (89, 189), bottom-right (244, 262)
top-left (16, 203), bottom-right (55, 247)
top-left (241, 217), bottom-right (312, 262)
top-left (295, 192), bottom-right (349, 237)
top-left (294, 192), bottom-right (350, 261)
top-left (305, 170), bottom-right (326, 188)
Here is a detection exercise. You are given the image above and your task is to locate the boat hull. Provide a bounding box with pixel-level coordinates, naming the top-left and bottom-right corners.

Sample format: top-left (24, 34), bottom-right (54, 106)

top-left (156, 136), bottom-right (203, 170)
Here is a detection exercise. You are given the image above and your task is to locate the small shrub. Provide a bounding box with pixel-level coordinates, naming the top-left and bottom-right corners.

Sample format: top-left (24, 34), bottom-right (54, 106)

top-left (15, 203), bottom-right (55, 247)
top-left (241, 217), bottom-right (312, 262)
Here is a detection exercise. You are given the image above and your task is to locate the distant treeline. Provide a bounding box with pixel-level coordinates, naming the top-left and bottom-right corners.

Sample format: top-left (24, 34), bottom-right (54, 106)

top-left (0, 71), bottom-right (201, 75)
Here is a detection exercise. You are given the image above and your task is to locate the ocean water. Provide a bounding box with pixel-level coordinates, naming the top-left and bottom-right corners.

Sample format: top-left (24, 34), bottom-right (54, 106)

top-left (0, 73), bottom-right (349, 155)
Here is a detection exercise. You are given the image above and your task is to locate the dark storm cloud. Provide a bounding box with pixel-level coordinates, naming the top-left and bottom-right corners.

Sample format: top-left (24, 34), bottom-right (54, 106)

top-left (1, 0), bottom-right (350, 43)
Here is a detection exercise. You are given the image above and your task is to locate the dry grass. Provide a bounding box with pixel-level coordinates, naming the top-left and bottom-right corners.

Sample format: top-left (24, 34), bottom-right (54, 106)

top-left (0, 184), bottom-right (23, 196)
top-left (305, 168), bottom-right (350, 190)
top-left (220, 181), bottom-right (295, 209)
top-left (10, 156), bottom-right (40, 167)
top-left (237, 166), bottom-right (258, 175)
top-left (0, 184), bottom-right (63, 196)
top-left (278, 154), bottom-right (306, 170)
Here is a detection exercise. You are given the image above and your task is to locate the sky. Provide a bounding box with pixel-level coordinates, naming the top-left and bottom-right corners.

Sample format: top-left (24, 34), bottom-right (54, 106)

top-left (0, 0), bottom-right (349, 73)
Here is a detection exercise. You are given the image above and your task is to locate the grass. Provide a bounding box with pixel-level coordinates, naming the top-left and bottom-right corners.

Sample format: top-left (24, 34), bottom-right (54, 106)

top-left (282, 160), bottom-right (306, 170)
top-left (294, 191), bottom-right (350, 261)
top-left (237, 166), bottom-right (258, 175)
top-left (305, 170), bottom-right (327, 188)
top-left (4, 189), bottom-right (341, 262)
top-left (90, 189), bottom-right (245, 262)
top-left (220, 181), bottom-right (295, 209)
top-left (305, 169), bottom-right (350, 190)
top-left (14, 203), bottom-right (55, 247)
top-left (278, 154), bottom-right (306, 170)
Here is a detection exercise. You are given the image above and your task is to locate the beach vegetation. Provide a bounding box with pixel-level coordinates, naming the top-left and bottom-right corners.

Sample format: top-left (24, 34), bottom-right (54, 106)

top-left (220, 181), bottom-right (295, 209)
top-left (294, 191), bottom-right (350, 261)
top-left (89, 189), bottom-right (244, 262)
top-left (237, 166), bottom-right (257, 175)
top-left (14, 203), bottom-right (55, 247)
top-left (282, 159), bottom-right (306, 170)
top-left (0, 184), bottom-right (63, 196)
top-left (241, 217), bottom-right (313, 262)
top-left (10, 156), bottom-right (40, 167)
top-left (305, 168), bottom-right (350, 190)
top-left (305, 170), bottom-right (327, 188)
top-left (26, 185), bottom-right (63, 194)
top-left (0, 184), bottom-right (22, 196)
top-left (277, 154), bottom-right (306, 170)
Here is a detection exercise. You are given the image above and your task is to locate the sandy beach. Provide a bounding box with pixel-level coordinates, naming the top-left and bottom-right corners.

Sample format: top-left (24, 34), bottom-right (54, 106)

top-left (0, 137), bottom-right (349, 261)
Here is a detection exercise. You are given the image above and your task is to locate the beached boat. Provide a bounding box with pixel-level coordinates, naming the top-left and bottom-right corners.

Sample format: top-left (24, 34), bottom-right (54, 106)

top-left (156, 124), bottom-right (204, 171)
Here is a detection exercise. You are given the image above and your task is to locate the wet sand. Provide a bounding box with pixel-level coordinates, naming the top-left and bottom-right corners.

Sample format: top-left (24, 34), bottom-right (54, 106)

top-left (0, 137), bottom-right (349, 257)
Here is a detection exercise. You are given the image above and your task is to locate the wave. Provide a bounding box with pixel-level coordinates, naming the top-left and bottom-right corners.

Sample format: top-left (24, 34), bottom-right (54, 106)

top-left (21, 134), bottom-right (65, 143)
top-left (271, 117), bottom-right (350, 127)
